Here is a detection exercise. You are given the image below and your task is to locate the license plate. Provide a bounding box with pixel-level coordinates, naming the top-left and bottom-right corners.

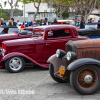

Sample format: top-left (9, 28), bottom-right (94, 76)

top-left (58, 65), bottom-right (65, 75)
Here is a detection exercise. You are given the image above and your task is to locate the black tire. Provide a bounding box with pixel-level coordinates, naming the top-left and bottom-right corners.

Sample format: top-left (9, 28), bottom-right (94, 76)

top-left (70, 65), bottom-right (100, 94)
top-left (5, 56), bottom-right (25, 73)
top-left (49, 63), bottom-right (67, 83)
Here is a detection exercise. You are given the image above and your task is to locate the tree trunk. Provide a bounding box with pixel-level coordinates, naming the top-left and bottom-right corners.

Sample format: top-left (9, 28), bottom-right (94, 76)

top-left (33, 7), bottom-right (39, 21)
top-left (33, 0), bottom-right (41, 21)
top-left (60, 2), bottom-right (62, 20)
top-left (10, 0), bottom-right (13, 18)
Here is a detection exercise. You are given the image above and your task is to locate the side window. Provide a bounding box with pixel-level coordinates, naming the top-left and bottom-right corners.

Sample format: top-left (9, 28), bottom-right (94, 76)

top-left (48, 29), bottom-right (70, 38)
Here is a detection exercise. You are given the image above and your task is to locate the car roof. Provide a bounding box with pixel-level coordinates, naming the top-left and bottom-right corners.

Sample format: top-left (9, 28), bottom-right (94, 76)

top-left (86, 22), bottom-right (100, 25)
top-left (33, 25), bottom-right (76, 30)
top-left (57, 20), bottom-right (73, 22)
top-left (0, 26), bottom-right (18, 29)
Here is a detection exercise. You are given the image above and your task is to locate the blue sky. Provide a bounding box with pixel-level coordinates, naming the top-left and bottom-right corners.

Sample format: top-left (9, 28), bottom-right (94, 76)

top-left (0, 0), bottom-right (23, 10)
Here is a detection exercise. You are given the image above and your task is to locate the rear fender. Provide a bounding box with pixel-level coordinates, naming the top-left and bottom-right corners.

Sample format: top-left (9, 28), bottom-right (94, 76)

top-left (47, 54), bottom-right (66, 73)
top-left (67, 58), bottom-right (100, 71)
top-left (1, 52), bottom-right (48, 68)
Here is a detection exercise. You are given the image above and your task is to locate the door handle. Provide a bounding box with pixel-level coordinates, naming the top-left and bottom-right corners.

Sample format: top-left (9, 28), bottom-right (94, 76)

top-left (46, 44), bottom-right (49, 46)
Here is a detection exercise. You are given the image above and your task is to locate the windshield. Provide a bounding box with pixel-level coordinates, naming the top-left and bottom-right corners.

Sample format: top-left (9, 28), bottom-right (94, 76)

top-left (34, 30), bottom-right (44, 35)
top-left (0, 28), bottom-right (4, 33)
top-left (0, 28), bottom-right (19, 34)
top-left (8, 28), bottom-right (19, 33)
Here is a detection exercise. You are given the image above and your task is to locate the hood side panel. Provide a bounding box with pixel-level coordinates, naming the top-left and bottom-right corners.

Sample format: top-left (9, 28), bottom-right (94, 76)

top-left (3, 38), bottom-right (36, 60)
top-left (74, 38), bottom-right (100, 49)
top-left (77, 48), bottom-right (100, 61)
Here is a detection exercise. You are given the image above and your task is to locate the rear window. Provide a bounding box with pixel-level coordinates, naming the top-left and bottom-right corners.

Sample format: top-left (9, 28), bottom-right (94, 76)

top-left (48, 29), bottom-right (70, 38)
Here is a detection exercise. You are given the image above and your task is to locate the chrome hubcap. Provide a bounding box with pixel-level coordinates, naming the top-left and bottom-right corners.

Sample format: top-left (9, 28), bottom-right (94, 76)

top-left (9, 57), bottom-right (22, 71)
top-left (84, 75), bottom-right (93, 83)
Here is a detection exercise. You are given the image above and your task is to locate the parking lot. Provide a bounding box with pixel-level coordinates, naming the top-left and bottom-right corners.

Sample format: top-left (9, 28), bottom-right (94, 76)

top-left (0, 66), bottom-right (99, 100)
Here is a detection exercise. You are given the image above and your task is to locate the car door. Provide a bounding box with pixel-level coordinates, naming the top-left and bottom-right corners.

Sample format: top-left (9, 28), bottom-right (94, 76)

top-left (43, 29), bottom-right (74, 62)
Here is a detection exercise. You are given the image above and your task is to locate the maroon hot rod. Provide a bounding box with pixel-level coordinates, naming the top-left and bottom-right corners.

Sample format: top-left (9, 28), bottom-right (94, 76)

top-left (0, 25), bottom-right (88, 73)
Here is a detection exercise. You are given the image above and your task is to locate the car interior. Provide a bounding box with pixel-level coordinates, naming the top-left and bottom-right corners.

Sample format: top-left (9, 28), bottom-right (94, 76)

top-left (48, 29), bottom-right (70, 38)
top-left (0, 28), bottom-right (8, 34)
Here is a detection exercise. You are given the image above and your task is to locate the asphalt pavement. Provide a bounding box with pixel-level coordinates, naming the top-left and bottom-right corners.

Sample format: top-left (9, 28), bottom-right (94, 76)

top-left (0, 66), bottom-right (99, 100)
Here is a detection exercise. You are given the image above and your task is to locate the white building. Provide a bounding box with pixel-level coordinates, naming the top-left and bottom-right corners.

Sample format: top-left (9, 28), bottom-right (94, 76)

top-left (23, 3), bottom-right (56, 21)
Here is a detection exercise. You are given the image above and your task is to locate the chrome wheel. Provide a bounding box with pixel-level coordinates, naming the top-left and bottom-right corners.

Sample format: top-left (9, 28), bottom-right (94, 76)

top-left (9, 57), bottom-right (22, 71)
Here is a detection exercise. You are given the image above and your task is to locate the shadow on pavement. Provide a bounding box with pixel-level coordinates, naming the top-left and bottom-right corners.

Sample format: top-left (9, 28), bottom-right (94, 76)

top-left (23, 65), bottom-right (49, 72)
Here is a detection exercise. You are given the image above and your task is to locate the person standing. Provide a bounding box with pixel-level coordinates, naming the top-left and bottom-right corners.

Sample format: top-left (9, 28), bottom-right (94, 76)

top-left (80, 18), bottom-right (85, 29)
top-left (40, 19), bottom-right (44, 26)
top-left (72, 18), bottom-right (75, 25)
top-left (0, 18), bottom-right (6, 26)
top-left (88, 18), bottom-right (93, 23)
top-left (44, 17), bottom-right (50, 25)
top-left (8, 20), bottom-right (13, 26)
top-left (11, 18), bottom-right (17, 26)
top-left (72, 18), bottom-right (77, 26)
top-left (21, 22), bottom-right (25, 29)
top-left (17, 20), bottom-right (20, 26)
top-left (98, 18), bottom-right (100, 22)
top-left (51, 18), bottom-right (58, 25)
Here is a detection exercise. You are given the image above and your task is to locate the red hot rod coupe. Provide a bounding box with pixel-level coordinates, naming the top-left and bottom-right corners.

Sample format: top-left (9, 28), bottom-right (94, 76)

top-left (0, 25), bottom-right (88, 73)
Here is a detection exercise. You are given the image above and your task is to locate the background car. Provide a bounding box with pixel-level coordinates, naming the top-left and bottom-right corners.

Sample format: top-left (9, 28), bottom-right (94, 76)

top-left (57, 20), bottom-right (80, 29)
top-left (48, 38), bottom-right (100, 95)
top-left (78, 22), bottom-right (100, 38)
top-left (57, 20), bottom-right (73, 25)
top-left (0, 25), bottom-right (88, 73)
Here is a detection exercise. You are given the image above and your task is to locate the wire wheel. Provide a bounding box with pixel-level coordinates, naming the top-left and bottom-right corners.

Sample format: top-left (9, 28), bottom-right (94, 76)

top-left (77, 68), bottom-right (98, 90)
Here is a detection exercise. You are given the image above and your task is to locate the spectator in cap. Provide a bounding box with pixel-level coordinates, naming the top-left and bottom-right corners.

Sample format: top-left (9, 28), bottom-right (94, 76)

top-left (44, 17), bottom-right (50, 25)
top-left (88, 18), bottom-right (93, 23)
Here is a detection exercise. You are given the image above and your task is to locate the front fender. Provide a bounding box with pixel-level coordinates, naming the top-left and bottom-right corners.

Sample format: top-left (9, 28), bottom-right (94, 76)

top-left (67, 58), bottom-right (100, 70)
top-left (1, 52), bottom-right (48, 68)
top-left (47, 54), bottom-right (66, 73)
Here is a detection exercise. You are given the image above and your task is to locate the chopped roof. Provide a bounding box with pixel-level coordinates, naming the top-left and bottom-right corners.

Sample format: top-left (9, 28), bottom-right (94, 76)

top-left (0, 26), bottom-right (18, 29)
top-left (33, 25), bottom-right (76, 30)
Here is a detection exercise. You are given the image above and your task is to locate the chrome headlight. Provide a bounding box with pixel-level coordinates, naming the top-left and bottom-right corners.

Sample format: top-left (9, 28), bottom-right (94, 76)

top-left (56, 49), bottom-right (60, 58)
top-left (66, 52), bottom-right (71, 61)
top-left (1, 49), bottom-right (6, 56)
top-left (66, 52), bottom-right (77, 61)
top-left (56, 49), bottom-right (66, 58)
